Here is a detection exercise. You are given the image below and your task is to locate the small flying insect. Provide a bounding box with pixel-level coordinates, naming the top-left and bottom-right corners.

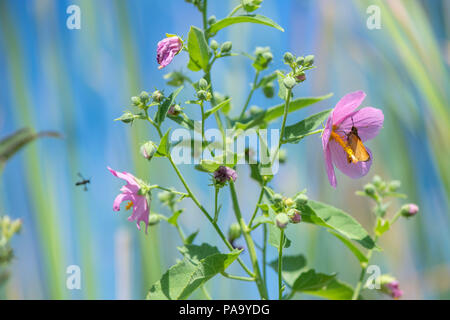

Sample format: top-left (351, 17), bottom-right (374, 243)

top-left (345, 123), bottom-right (370, 164)
top-left (75, 173), bottom-right (91, 191)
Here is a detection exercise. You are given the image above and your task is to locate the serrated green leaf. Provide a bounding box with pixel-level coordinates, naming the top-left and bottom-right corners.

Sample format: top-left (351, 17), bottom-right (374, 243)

top-left (147, 244), bottom-right (241, 300)
top-left (0, 128), bottom-right (60, 173)
top-left (208, 14), bottom-right (284, 35)
top-left (204, 98), bottom-right (231, 119)
top-left (187, 26), bottom-right (210, 72)
top-left (328, 230), bottom-right (368, 265)
top-left (303, 200), bottom-right (378, 250)
top-left (283, 109), bottom-right (331, 144)
top-left (155, 129), bottom-right (171, 157)
top-left (269, 254), bottom-right (307, 287)
top-left (302, 278), bottom-right (356, 300)
top-left (155, 86), bottom-right (183, 125)
top-left (268, 224), bottom-right (291, 249)
top-left (233, 93), bottom-right (333, 130)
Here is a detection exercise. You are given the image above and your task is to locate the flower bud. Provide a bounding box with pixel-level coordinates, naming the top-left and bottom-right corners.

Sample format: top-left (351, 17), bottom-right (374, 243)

top-left (220, 41), bottom-right (232, 53)
top-left (197, 90), bottom-right (209, 101)
top-left (198, 78), bottom-right (208, 90)
top-left (388, 180), bottom-right (401, 192)
top-left (116, 112), bottom-right (136, 124)
top-left (167, 104), bottom-right (182, 116)
top-left (210, 39), bottom-right (219, 51)
top-left (364, 183), bottom-right (376, 196)
top-left (208, 15), bottom-right (217, 25)
top-left (152, 90), bottom-right (164, 103)
top-left (283, 76), bottom-right (297, 89)
top-left (276, 213), bottom-right (289, 229)
top-left (140, 141), bottom-right (157, 160)
top-left (262, 82), bottom-right (275, 98)
top-left (377, 275), bottom-right (403, 299)
top-left (294, 193), bottom-right (308, 208)
top-left (401, 204), bottom-right (419, 217)
top-left (214, 166), bottom-right (237, 184)
top-left (242, 0), bottom-right (263, 12)
top-left (295, 72), bottom-right (306, 83)
top-left (131, 96), bottom-right (141, 106)
top-left (272, 194), bottom-right (284, 212)
top-left (148, 214), bottom-right (161, 226)
top-left (278, 149), bottom-right (287, 164)
top-left (288, 209), bottom-right (302, 224)
top-left (158, 190), bottom-right (177, 208)
top-left (228, 223), bottom-right (242, 241)
top-left (283, 52), bottom-right (294, 64)
top-left (304, 55), bottom-right (314, 67)
top-left (140, 91), bottom-right (150, 104)
top-left (284, 197), bottom-right (295, 207)
top-left (296, 56), bottom-right (304, 65)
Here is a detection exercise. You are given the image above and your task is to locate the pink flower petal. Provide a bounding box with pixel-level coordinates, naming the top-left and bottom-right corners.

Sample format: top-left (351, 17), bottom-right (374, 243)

top-left (337, 107), bottom-right (384, 142)
top-left (329, 140), bottom-right (373, 179)
top-left (112, 193), bottom-right (134, 211)
top-left (322, 116), bottom-right (333, 151)
top-left (332, 91), bottom-right (366, 126)
top-left (107, 167), bottom-right (140, 188)
top-left (324, 146), bottom-right (337, 188)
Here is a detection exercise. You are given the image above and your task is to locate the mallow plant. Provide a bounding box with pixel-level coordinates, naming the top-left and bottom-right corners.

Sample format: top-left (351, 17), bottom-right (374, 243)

top-left (110, 0), bottom-right (418, 300)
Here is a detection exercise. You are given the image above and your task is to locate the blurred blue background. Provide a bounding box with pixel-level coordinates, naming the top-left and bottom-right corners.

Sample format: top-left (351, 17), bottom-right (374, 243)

top-left (0, 0), bottom-right (449, 299)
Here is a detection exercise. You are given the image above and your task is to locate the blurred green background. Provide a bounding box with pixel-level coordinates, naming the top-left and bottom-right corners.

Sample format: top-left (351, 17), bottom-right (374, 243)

top-left (0, 0), bottom-right (448, 299)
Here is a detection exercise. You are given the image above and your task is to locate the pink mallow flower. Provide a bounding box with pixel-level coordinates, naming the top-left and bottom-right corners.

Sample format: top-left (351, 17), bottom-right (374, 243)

top-left (108, 167), bottom-right (150, 233)
top-left (156, 36), bottom-right (183, 69)
top-left (322, 91), bottom-right (384, 188)
top-left (384, 281), bottom-right (404, 299)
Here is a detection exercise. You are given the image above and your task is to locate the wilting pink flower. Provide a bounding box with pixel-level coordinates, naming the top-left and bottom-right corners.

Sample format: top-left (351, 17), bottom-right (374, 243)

top-left (108, 167), bottom-right (150, 233)
top-left (214, 166), bottom-right (237, 183)
top-left (156, 36), bottom-right (183, 69)
top-left (322, 91), bottom-right (384, 187)
top-left (384, 280), bottom-right (403, 299)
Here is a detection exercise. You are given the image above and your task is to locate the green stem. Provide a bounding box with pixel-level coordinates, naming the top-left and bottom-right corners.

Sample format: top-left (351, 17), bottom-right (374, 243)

top-left (390, 209), bottom-right (403, 225)
top-left (229, 181), bottom-right (268, 300)
top-left (278, 229), bottom-right (285, 300)
top-left (149, 185), bottom-right (189, 197)
top-left (248, 182), bottom-right (266, 228)
top-left (352, 235), bottom-right (379, 300)
top-left (262, 223), bottom-right (268, 289)
top-left (214, 187), bottom-right (219, 223)
top-left (221, 272), bottom-right (255, 282)
top-left (227, 4), bottom-right (243, 17)
top-left (238, 71), bottom-right (260, 119)
top-left (271, 88), bottom-right (292, 165)
top-left (201, 285), bottom-right (212, 300)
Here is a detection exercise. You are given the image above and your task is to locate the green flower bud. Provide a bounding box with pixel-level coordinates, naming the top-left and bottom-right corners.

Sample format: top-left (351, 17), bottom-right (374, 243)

top-left (283, 76), bottom-right (297, 89)
top-left (278, 149), bottom-right (287, 164)
top-left (148, 214), bottom-right (161, 226)
top-left (140, 91), bottom-right (150, 104)
top-left (284, 197), bottom-right (295, 207)
top-left (140, 141), bottom-right (157, 160)
top-left (283, 52), bottom-right (294, 64)
top-left (152, 90), bottom-right (164, 103)
top-left (388, 180), bottom-right (401, 192)
top-left (228, 223), bottom-right (242, 241)
top-left (242, 0), bottom-right (263, 12)
top-left (210, 39), bottom-right (219, 51)
top-left (220, 41), bottom-right (233, 53)
top-left (296, 56), bottom-right (305, 66)
top-left (262, 82), bottom-right (275, 98)
top-left (295, 72), bottom-right (306, 83)
top-left (197, 90), bottom-right (209, 101)
top-left (276, 213), bottom-right (289, 229)
top-left (401, 204), bottom-right (419, 217)
top-left (116, 112), bottom-right (136, 124)
top-left (198, 78), bottom-right (208, 90)
top-left (364, 183), bottom-right (376, 196)
top-left (131, 96), bottom-right (141, 106)
top-left (288, 209), bottom-right (302, 224)
top-left (294, 193), bottom-right (308, 208)
top-left (304, 55), bottom-right (314, 67)
top-left (208, 15), bottom-right (217, 25)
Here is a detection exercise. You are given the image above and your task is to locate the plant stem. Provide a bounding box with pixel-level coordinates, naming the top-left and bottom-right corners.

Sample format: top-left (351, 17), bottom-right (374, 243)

top-left (238, 71), bottom-right (260, 120)
top-left (271, 88), bottom-right (292, 165)
top-left (221, 272), bottom-right (255, 282)
top-left (262, 223), bottom-right (268, 289)
top-left (248, 182), bottom-right (266, 228)
top-left (227, 4), bottom-right (243, 17)
top-left (229, 181), bottom-right (268, 300)
top-left (201, 285), bottom-right (212, 300)
top-left (352, 235), bottom-right (379, 300)
top-left (214, 187), bottom-right (219, 223)
top-left (278, 229), bottom-right (285, 300)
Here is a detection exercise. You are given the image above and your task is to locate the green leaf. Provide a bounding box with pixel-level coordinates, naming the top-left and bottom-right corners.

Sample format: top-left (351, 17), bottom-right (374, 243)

top-left (168, 113), bottom-right (195, 130)
top-left (375, 218), bottom-right (391, 237)
top-left (283, 109), bottom-right (331, 144)
top-left (249, 163), bottom-right (272, 185)
top-left (269, 254), bottom-right (307, 287)
top-left (167, 209), bottom-right (183, 226)
top-left (302, 278), bottom-right (356, 300)
top-left (204, 98), bottom-right (231, 119)
top-left (155, 129), bottom-right (171, 157)
top-left (234, 93), bottom-right (333, 130)
top-left (328, 230), bottom-right (368, 265)
top-left (147, 244), bottom-right (241, 300)
top-left (0, 128), bottom-right (60, 173)
top-left (277, 72), bottom-right (289, 100)
top-left (208, 15), bottom-right (284, 35)
top-left (185, 230), bottom-right (199, 245)
top-left (268, 224), bottom-right (291, 249)
top-left (195, 159), bottom-right (221, 173)
top-left (292, 269), bottom-right (336, 292)
top-left (303, 200), bottom-right (378, 250)
top-left (187, 26), bottom-right (210, 72)
top-left (155, 86), bottom-right (183, 125)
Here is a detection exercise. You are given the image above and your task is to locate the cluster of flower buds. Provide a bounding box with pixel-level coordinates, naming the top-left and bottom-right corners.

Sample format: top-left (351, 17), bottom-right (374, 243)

top-left (273, 192), bottom-right (307, 229)
top-left (242, 0), bottom-right (263, 12)
top-left (0, 216), bottom-right (22, 264)
top-left (253, 47), bottom-right (273, 71)
top-left (131, 91), bottom-right (151, 109)
top-left (210, 40), bottom-right (233, 57)
top-left (196, 78), bottom-right (212, 101)
top-left (282, 52), bottom-right (315, 88)
top-left (213, 166), bottom-right (237, 188)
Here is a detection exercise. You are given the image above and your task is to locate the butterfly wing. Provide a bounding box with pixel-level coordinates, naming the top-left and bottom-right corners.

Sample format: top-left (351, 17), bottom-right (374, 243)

top-left (347, 133), bottom-right (370, 163)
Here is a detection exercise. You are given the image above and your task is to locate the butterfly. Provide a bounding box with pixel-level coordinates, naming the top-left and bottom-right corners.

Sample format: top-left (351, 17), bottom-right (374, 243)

top-left (345, 126), bottom-right (370, 163)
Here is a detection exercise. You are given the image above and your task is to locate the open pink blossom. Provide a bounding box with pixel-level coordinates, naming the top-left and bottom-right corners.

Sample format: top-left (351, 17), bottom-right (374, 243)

top-left (156, 36), bottom-right (182, 69)
top-left (108, 167), bottom-right (150, 233)
top-left (322, 91), bottom-right (384, 187)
